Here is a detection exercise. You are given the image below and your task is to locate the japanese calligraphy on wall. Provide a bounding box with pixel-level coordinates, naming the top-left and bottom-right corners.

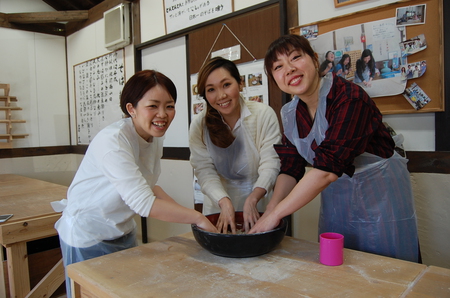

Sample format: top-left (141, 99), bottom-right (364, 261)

top-left (164, 0), bottom-right (232, 34)
top-left (74, 49), bottom-right (125, 145)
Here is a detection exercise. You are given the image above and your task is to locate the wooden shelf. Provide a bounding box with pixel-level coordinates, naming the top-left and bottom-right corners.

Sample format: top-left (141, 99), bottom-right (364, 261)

top-left (0, 119), bottom-right (26, 123)
top-left (1, 83), bottom-right (28, 147)
top-left (0, 134), bottom-right (29, 139)
top-left (0, 106), bottom-right (22, 111)
top-left (0, 95), bottom-right (17, 101)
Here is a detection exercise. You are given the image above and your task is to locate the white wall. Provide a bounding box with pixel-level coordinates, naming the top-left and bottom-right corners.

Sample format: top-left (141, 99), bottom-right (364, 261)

top-left (0, 0), bottom-right (69, 148)
top-left (141, 37), bottom-right (189, 147)
top-left (0, 28), bottom-right (69, 147)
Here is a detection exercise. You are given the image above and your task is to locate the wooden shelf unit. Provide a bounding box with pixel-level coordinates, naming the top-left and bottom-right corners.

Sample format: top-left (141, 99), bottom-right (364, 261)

top-left (0, 84), bottom-right (28, 148)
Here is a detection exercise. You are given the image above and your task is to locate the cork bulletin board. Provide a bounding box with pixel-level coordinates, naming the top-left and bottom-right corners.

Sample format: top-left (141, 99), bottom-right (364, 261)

top-left (74, 49), bottom-right (125, 144)
top-left (290, 0), bottom-right (443, 115)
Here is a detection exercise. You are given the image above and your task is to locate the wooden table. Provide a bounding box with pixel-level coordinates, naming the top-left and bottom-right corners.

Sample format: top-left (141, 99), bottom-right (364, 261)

top-left (0, 174), bottom-right (68, 298)
top-left (67, 232), bottom-right (450, 298)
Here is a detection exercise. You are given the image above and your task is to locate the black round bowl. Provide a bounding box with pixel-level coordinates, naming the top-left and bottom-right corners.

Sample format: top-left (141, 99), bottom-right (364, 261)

top-left (191, 212), bottom-right (287, 258)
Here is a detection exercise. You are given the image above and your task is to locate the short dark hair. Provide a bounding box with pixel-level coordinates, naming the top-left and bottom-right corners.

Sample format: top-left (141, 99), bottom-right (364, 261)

top-left (264, 34), bottom-right (317, 80)
top-left (120, 70), bottom-right (177, 117)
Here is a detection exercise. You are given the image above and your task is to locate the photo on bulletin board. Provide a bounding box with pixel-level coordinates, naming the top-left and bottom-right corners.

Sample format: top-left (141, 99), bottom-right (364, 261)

top-left (396, 4), bottom-right (426, 26)
top-left (74, 49), bottom-right (125, 145)
top-left (310, 17), bottom-right (407, 98)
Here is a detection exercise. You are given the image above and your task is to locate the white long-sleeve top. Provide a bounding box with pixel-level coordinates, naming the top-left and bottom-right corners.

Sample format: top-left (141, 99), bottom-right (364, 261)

top-left (55, 118), bottom-right (162, 248)
top-left (189, 99), bottom-right (281, 210)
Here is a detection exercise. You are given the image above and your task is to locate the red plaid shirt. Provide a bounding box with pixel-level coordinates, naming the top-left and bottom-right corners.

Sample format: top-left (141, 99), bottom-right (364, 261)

top-left (275, 74), bottom-right (395, 180)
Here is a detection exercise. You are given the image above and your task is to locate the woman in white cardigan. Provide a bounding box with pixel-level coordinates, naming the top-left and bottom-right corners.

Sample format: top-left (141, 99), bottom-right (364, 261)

top-left (189, 57), bottom-right (281, 234)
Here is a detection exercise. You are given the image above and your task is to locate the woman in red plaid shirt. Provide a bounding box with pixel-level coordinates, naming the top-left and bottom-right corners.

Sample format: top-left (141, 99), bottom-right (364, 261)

top-left (249, 34), bottom-right (420, 263)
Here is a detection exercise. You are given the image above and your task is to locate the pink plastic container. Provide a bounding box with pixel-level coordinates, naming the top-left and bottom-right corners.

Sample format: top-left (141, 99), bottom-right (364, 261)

top-left (319, 232), bottom-right (344, 266)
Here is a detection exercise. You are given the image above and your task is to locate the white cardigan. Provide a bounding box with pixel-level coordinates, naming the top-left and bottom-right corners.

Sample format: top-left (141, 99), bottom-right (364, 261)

top-left (189, 99), bottom-right (281, 210)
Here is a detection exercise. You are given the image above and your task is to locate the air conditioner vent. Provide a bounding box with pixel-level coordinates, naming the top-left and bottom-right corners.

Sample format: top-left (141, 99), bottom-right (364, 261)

top-left (104, 3), bottom-right (131, 51)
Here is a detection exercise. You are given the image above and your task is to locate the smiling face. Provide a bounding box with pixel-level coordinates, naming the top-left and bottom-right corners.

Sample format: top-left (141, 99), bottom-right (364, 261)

top-left (204, 67), bottom-right (242, 121)
top-left (126, 85), bottom-right (175, 142)
top-left (271, 48), bottom-right (320, 102)
top-left (326, 51), bottom-right (335, 61)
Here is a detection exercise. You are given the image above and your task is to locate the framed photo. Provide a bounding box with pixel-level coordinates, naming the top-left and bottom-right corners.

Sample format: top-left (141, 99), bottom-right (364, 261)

top-left (334, 0), bottom-right (367, 8)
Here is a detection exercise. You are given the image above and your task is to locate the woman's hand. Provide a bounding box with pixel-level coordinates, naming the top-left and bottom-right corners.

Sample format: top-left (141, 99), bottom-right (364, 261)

top-left (217, 197), bottom-right (236, 234)
top-left (248, 211), bottom-right (280, 234)
top-left (195, 215), bottom-right (219, 233)
top-left (243, 197), bottom-right (260, 232)
top-left (363, 80), bottom-right (372, 87)
top-left (242, 187), bottom-right (266, 232)
top-left (327, 62), bottom-right (333, 70)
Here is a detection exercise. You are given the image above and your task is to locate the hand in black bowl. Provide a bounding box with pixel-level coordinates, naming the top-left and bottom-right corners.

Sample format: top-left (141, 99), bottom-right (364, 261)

top-left (191, 211), bottom-right (287, 258)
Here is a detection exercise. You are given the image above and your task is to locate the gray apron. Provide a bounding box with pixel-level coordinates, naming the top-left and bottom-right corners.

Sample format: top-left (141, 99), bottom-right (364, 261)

top-left (281, 73), bottom-right (419, 262)
top-left (202, 117), bottom-right (266, 215)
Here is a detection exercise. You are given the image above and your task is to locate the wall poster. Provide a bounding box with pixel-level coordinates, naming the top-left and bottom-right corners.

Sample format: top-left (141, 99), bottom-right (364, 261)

top-left (74, 49), bottom-right (125, 145)
top-left (164, 0), bottom-right (233, 34)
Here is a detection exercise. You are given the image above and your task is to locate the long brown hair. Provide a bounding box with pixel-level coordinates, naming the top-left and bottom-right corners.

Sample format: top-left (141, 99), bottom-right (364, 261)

top-left (197, 57), bottom-right (242, 148)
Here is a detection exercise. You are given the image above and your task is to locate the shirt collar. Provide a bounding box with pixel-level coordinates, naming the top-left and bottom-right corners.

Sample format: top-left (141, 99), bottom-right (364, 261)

top-left (222, 96), bottom-right (251, 131)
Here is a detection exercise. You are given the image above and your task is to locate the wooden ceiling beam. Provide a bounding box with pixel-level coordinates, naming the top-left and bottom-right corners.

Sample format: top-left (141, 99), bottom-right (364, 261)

top-left (7, 22), bottom-right (66, 36)
top-left (7, 11), bottom-right (88, 24)
top-left (0, 0), bottom-right (136, 36)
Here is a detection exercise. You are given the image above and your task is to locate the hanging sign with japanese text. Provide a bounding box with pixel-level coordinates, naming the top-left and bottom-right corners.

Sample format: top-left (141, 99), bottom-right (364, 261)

top-left (164, 0), bottom-right (233, 34)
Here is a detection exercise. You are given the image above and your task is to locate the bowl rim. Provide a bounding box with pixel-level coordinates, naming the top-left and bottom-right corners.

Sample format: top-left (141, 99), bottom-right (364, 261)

top-left (191, 216), bottom-right (287, 236)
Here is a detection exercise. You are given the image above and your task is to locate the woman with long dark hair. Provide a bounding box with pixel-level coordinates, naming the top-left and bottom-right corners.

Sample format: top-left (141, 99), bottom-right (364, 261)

top-left (189, 57), bottom-right (281, 233)
top-left (334, 53), bottom-right (352, 79)
top-left (354, 49), bottom-right (376, 87)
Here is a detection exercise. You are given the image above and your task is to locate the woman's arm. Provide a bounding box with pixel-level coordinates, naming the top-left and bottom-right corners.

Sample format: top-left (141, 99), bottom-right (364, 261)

top-left (264, 173), bottom-right (297, 214)
top-left (189, 115), bottom-right (229, 205)
top-left (252, 104), bottom-right (282, 190)
top-left (189, 114), bottom-right (235, 233)
top-left (242, 103), bottom-right (281, 230)
top-left (149, 186), bottom-right (218, 233)
top-left (242, 186), bottom-right (267, 231)
top-left (249, 168), bottom-right (337, 234)
top-left (152, 185), bottom-right (176, 202)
